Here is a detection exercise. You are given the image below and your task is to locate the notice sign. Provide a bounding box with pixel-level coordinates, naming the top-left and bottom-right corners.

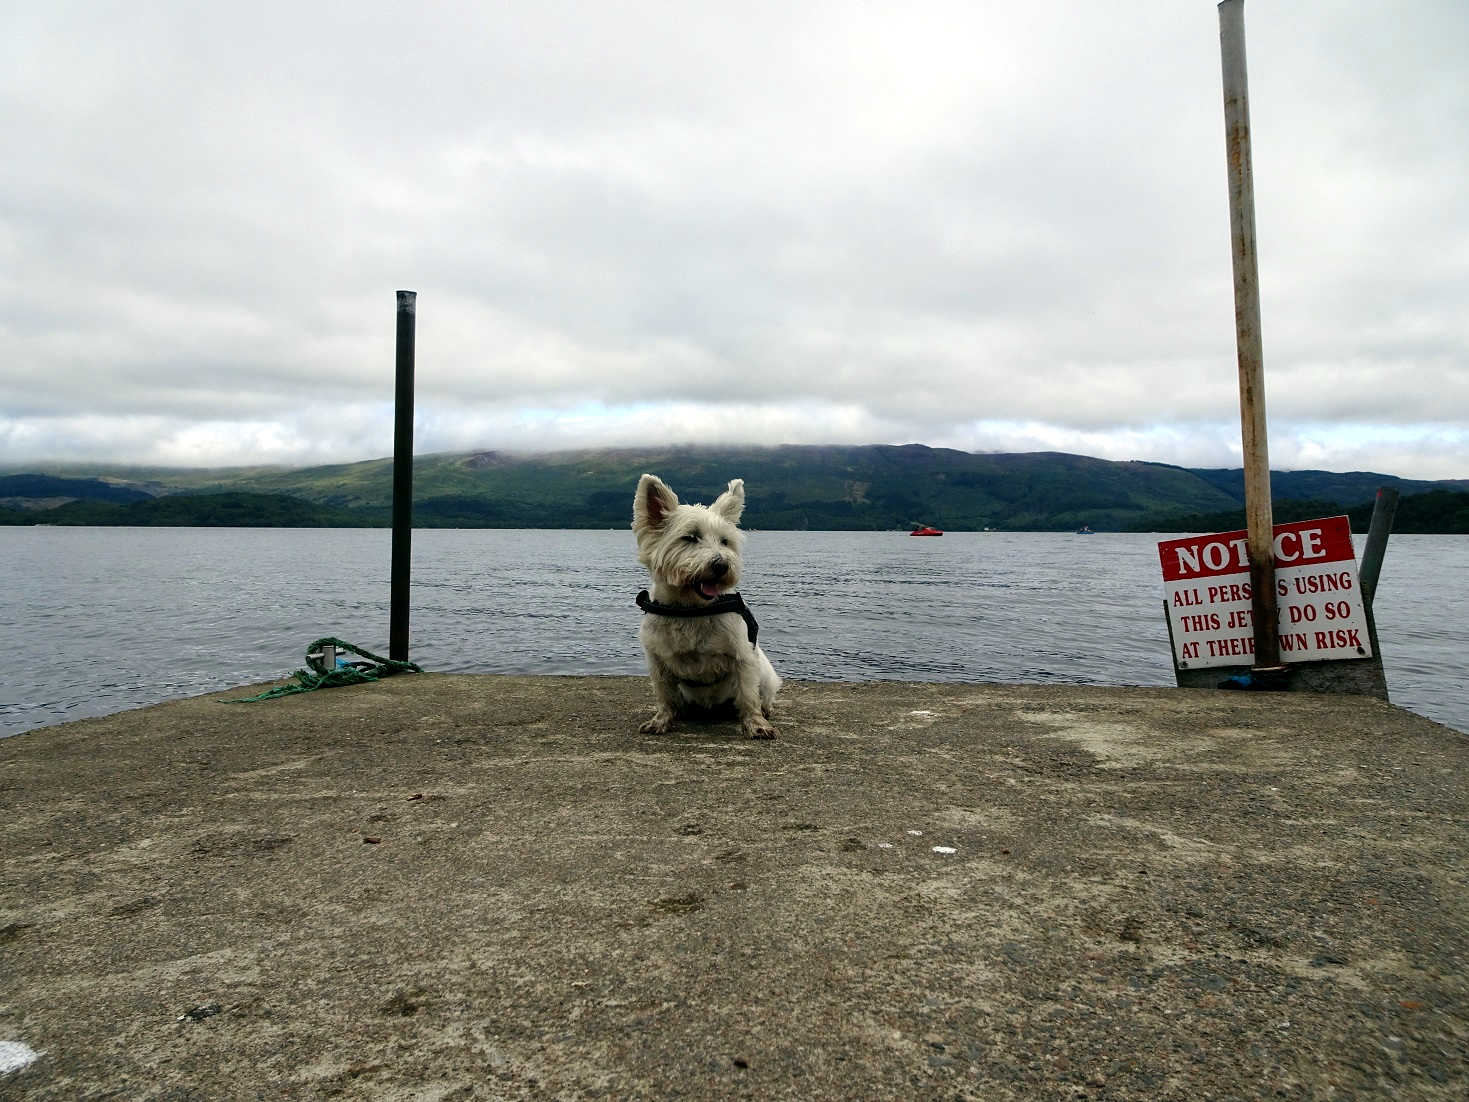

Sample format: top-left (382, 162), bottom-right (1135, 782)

top-left (1158, 516), bottom-right (1372, 669)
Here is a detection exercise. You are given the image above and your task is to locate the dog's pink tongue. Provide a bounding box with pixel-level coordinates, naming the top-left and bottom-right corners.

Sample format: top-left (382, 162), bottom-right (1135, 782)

top-left (698, 581), bottom-right (722, 599)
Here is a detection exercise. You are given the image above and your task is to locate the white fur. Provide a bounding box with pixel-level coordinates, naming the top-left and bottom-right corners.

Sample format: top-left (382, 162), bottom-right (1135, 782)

top-left (632, 473), bottom-right (782, 739)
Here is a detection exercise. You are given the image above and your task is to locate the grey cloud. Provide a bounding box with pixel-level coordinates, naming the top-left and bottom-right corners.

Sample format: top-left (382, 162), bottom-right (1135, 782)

top-left (2, 1), bottom-right (1466, 476)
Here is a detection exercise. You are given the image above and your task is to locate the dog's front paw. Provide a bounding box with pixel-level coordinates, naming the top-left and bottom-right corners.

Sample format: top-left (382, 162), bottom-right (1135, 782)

top-left (640, 711), bottom-right (673, 735)
top-left (743, 717), bottom-right (778, 740)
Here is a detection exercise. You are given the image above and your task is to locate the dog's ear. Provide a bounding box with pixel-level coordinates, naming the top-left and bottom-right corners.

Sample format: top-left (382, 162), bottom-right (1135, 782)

top-left (634, 473), bottom-right (679, 532)
top-left (710, 478), bottom-right (745, 525)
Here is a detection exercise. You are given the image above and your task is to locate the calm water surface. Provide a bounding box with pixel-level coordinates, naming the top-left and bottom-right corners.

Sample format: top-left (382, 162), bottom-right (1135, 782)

top-left (2, 528), bottom-right (1464, 737)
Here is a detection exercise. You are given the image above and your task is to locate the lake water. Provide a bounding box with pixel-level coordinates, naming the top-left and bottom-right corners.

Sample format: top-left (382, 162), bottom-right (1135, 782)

top-left (2, 528), bottom-right (1464, 738)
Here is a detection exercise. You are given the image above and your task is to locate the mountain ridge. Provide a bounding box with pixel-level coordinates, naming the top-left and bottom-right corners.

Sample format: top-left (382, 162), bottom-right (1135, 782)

top-left (3, 444), bottom-right (1466, 531)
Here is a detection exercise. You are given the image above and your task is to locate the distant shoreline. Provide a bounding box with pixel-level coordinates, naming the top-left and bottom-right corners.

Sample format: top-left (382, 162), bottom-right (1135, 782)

top-left (5, 487), bottom-right (1469, 533)
top-left (5, 444), bottom-right (1468, 532)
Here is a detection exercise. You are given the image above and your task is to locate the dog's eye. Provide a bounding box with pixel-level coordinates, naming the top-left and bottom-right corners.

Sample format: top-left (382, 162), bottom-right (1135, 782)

top-left (720, 538), bottom-right (730, 546)
top-left (682, 533), bottom-right (700, 543)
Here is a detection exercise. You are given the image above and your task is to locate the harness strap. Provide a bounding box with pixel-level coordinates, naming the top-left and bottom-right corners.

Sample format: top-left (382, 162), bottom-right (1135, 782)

top-left (636, 589), bottom-right (759, 648)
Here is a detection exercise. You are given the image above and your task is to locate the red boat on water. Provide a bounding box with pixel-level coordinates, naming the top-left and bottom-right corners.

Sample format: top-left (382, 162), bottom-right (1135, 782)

top-left (910, 525), bottom-right (944, 537)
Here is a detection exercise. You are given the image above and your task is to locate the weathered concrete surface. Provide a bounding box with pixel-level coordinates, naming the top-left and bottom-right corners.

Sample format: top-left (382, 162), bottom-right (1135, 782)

top-left (2, 676), bottom-right (1466, 1100)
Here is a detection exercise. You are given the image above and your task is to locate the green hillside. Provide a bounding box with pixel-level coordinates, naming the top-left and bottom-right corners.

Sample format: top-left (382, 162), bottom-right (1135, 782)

top-left (174, 445), bottom-right (1248, 531)
top-left (1186, 468), bottom-right (1466, 507)
top-left (4, 445), bottom-right (1465, 531)
top-left (1348, 490), bottom-right (1469, 534)
top-left (1, 492), bottom-right (374, 528)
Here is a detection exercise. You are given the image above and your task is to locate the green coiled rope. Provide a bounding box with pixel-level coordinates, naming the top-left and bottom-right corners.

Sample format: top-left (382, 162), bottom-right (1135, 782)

top-left (226, 637), bottom-right (422, 703)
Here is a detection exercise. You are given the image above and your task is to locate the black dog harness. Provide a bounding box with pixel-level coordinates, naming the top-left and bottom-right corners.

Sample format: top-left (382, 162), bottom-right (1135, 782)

top-left (636, 589), bottom-right (760, 648)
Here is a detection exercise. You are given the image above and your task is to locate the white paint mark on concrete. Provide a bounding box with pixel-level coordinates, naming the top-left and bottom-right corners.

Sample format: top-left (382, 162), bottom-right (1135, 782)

top-left (932, 846), bottom-right (957, 855)
top-left (0, 1041), bottom-right (41, 1075)
top-left (876, 842), bottom-right (894, 849)
top-left (907, 830), bottom-right (923, 836)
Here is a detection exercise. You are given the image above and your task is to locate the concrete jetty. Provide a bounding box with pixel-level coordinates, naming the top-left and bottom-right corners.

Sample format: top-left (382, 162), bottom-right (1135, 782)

top-left (3, 676), bottom-right (1466, 1099)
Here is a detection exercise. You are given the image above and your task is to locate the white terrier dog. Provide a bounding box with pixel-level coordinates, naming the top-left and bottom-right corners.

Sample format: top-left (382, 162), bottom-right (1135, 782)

top-left (632, 473), bottom-right (781, 739)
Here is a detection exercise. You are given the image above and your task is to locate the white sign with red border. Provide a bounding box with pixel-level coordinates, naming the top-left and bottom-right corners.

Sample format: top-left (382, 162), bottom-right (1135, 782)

top-left (1157, 515), bottom-right (1372, 669)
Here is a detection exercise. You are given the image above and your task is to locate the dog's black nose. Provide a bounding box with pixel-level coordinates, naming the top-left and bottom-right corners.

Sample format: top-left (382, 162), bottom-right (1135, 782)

top-left (709, 559), bottom-right (728, 578)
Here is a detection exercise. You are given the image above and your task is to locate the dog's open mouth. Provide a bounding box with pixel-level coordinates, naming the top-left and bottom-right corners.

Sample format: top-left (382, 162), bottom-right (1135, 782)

top-left (693, 580), bottom-right (726, 601)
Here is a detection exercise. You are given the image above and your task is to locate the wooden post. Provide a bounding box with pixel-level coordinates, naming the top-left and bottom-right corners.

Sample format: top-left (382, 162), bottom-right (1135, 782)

top-left (1218, 0), bottom-right (1281, 672)
top-left (389, 290), bottom-right (416, 663)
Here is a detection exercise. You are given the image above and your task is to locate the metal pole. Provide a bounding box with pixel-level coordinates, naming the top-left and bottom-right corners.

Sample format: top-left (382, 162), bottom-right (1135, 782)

top-left (1218, 0), bottom-right (1281, 671)
top-left (389, 290), bottom-right (416, 663)
top-left (1359, 486), bottom-right (1400, 606)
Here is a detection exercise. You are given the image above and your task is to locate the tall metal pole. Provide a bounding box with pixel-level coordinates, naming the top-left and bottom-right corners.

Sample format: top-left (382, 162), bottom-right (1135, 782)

top-left (1358, 486), bottom-right (1400, 606)
top-left (1218, 0), bottom-right (1281, 671)
top-left (389, 290), bottom-right (416, 663)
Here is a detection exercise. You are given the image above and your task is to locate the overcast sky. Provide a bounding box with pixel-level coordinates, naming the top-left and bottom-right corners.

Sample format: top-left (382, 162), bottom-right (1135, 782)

top-left (3, 1), bottom-right (1465, 478)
